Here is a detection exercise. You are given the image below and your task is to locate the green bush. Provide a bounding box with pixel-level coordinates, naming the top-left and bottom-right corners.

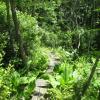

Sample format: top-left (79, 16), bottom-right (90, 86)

top-left (46, 55), bottom-right (100, 100)
top-left (27, 47), bottom-right (49, 71)
top-left (0, 65), bottom-right (37, 100)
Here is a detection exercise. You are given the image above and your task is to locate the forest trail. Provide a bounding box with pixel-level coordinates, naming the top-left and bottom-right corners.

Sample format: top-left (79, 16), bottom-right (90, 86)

top-left (31, 52), bottom-right (60, 100)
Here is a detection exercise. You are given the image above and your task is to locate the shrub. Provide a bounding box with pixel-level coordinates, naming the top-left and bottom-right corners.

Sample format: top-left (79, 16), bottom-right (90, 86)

top-left (0, 65), bottom-right (37, 100)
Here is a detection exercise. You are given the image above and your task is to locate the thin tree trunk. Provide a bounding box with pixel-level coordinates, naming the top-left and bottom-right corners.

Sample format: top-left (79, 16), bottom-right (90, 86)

top-left (98, 88), bottom-right (100, 100)
top-left (76, 56), bottom-right (99, 100)
top-left (82, 57), bottom-right (99, 95)
top-left (5, 0), bottom-right (14, 52)
top-left (9, 0), bottom-right (27, 67)
top-left (5, 0), bottom-right (10, 34)
top-left (2, 0), bottom-right (15, 67)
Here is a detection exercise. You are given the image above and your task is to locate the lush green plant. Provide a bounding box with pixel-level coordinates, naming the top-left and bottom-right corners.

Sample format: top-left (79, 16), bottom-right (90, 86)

top-left (0, 65), bottom-right (37, 100)
top-left (46, 55), bottom-right (100, 100)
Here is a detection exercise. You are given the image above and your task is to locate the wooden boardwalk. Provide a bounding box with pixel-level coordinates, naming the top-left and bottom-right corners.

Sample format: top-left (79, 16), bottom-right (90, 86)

top-left (31, 52), bottom-right (60, 100)
top-left (31, 79), bottom-right (49, 100)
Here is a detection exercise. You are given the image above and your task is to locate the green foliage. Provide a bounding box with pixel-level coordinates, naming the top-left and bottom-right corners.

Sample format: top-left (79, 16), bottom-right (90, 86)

top-left (55, 63), bottom-right (73, 85)
top-left (0, 2), bottom-right (6, 25)
top-left (0, 66), bottom-right (12, 100)
top-left (94, 8), bottom-right (100, 12)
top-left (41, 31), bottom-right (58, 47)
top-left (0, 32), bottom-right (8, 66)
top-left (17, 11), bottom-right (50, 71)
top-left (46, 55), bottom-right (100, 99)
top-left (17, 11), bottom-right (41, 47)
top-left (48, 88), bottom-right (63, 100)
top-left (0, 0), bottom-right (100, 99)
top-left (26, 47), bottom-right (49, 71)
top-left (57, 31), bottom-right (73, 50)
top-left (0, 65), bottom-right (37, 100)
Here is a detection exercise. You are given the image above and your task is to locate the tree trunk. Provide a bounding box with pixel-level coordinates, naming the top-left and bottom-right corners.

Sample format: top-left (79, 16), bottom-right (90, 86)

top-left (5, 0), bottom-right (14, 52)
top-left (5, 0), bottom-right (10, 34)
top-left (9, 0), bottom-right (27, 67)
top-left (98, 88), bottom-right (100, 100)
top-left (76, 56), bottom-right (99, 100)
top-left (2, 0), bottom-right (15, 67)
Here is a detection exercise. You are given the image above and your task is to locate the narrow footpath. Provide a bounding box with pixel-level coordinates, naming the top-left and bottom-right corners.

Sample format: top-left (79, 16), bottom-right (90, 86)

top-left (31, 52), bottom-right (60, 100)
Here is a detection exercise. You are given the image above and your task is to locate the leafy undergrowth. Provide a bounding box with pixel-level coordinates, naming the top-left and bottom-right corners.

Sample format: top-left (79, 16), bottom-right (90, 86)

top-left (0, 47), bottom-right (53, 100)
top-left (0, 65), bottom-right (38, 100)
top-left (40, 50), bottom-right (100, 100)
top-left (0, 46), bottom-right (100, 100)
